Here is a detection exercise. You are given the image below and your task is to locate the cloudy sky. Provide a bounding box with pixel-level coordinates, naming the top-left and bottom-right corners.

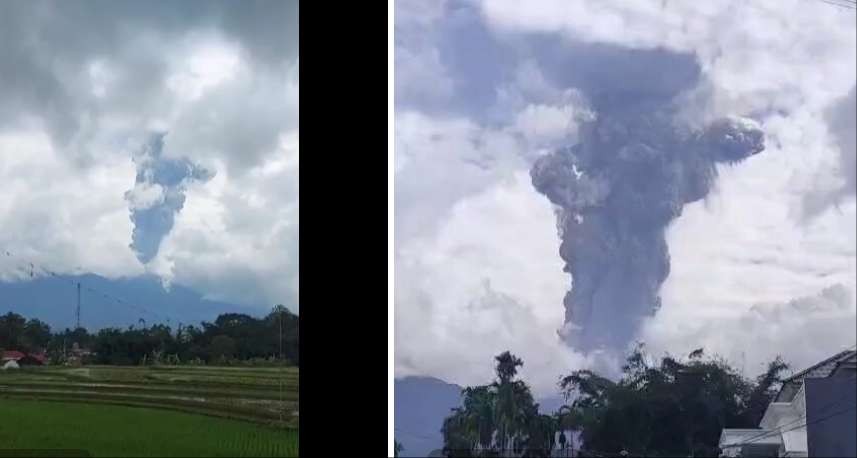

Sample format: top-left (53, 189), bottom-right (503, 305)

top-left (395, 0), bottom-right (856, 397)
top-left (0, 1), bottom-right (298, 312)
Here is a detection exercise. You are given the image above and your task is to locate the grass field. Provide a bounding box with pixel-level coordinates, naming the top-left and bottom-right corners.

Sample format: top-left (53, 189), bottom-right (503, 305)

top-left (0, 365), bottom-right (298, 456)
top-left (0, 399), bottom-right (298, 457)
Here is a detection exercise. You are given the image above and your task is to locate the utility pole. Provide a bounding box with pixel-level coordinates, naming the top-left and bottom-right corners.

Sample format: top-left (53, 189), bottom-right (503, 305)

top-left (279, 308), bottom-right (284, 425)
top-left (76, 282), bottom-right (81, 330)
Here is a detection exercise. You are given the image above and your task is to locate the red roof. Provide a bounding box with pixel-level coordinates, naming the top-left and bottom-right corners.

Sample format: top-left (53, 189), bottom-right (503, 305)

top-left (28, 353), bottom-right (47, 364)
top-left (2, 350), bottom-right (25, 360)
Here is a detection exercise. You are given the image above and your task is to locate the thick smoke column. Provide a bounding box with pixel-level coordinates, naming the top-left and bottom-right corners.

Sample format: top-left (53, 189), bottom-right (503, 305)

top-left (531, 100), bottom-right (765, 353)
top-left (125, 133), bottom-right (213, 264)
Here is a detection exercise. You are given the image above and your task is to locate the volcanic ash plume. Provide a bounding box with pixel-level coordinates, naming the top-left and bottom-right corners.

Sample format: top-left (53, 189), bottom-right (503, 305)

top-left (125, 133), bottom-right (213, 264)
top-left (531, 109), bottom-right (765, 353)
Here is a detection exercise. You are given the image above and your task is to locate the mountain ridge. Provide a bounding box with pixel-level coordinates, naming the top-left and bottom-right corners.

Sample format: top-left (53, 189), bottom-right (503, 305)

top-left (0, 273), bottom-right (272, 331)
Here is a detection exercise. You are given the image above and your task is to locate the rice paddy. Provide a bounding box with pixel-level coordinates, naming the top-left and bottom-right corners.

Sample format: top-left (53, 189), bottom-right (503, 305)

top-left (0, 365), bottom-right (298, 456)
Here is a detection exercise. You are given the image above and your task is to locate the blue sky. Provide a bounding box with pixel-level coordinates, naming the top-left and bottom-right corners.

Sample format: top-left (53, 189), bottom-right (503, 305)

top-left (0, 0), bottom-right (298, 313)
top-left (395, 0), bottom-right (856, 396)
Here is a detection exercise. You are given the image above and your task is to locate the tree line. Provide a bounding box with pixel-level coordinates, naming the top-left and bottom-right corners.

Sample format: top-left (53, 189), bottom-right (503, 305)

top-left (437, 345), bottom-right (789, 457)
top-left (0, 305), bottom-right (298, 366)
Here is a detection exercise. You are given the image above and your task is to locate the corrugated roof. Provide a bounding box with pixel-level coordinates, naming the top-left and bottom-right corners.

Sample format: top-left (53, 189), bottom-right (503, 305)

top-left (1, 350), bottom-right (25, 360)
top-left (775, 349), bottom-right (856, 403)
top-left (783, 349), bottom-right (856, 382)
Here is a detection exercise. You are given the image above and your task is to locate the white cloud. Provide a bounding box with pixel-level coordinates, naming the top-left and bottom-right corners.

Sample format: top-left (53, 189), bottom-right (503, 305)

top-left (802, 86), bottom-right (857, 217)
top-left (642, 283), bottom-right (856, 377)
top-left (151, 131), bottom-right (299, 311)
top-left (395, 111), bottom-right (527, 240)
top-left (166, 39), bottom-right (243, 101)
top-left (480, 0), bottom-right (856, 117)
top-left (0, 3), bottom-right (298, 313)
top-left (125, 182), bottom-right (165, 210)
top-left (644, 108), bottom-right (857, 369)
top-left (395, 0), bottom-right (856, 390)
top-left (513, 103), bottom-right (587, 146)
top-left (0, 128), bottom-right (142, 280)
top-left (396, 171), bottom-right (590, 396)
top-left (162, 61), bottom-right (298, 175)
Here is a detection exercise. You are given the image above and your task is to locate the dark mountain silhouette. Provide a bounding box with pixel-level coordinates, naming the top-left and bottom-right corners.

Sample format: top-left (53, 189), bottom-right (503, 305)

top-left (0, 273), bottom-right (265, 331)
top-left (396, 376), bottom-right (463, 457)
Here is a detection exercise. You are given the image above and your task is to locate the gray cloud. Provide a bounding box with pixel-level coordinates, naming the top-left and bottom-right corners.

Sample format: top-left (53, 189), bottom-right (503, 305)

top-left (830, 87), bottom-right (857, 195)
top-left (396, 0), bottom-right (701, 129)
top-left (0, 1), bottom-right (298, 311)
top-left (0, 0), bottom-right (297, 168)
top-left (803, 86), bottom-right (857, 218)
top-left (395, 0), bottom-right (854, 392)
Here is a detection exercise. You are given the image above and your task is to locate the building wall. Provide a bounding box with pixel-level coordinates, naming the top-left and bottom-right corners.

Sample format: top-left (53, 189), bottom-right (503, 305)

top-left (759, 390), bottom-right (807, 455)
top-left (780, 385), bottom-right (808, 454)
top-left (804, 377), bottom-right (857, 457)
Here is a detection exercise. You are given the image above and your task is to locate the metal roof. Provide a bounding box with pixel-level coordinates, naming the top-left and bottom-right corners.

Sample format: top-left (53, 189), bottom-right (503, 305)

top-left (775, 349), bottom-right (857, 403)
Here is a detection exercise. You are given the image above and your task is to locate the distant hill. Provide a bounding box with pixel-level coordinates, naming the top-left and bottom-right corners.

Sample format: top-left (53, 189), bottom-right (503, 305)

top-left (395, 376), bottom-right (568, 457)
top-left (395, 376), bottom-right (463, 457)
top-left (0, 273), bottom-right (267, 331)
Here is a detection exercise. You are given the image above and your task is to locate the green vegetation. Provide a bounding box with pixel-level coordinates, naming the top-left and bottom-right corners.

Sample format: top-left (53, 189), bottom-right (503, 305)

top-left (441, 346), bottom-right (789, 457)
top-left (0, 307), bottom-right (299, 456)
top-left (0, 365), bottom-right (298, 429)
top-left (0, 305), bottom-right (298, 366)
top-left (558, 345), bottom-right (788, 457)
top-left (442, 351), bottom-right (555, 457)
top-left (0, 399), bottom-right (297, 457)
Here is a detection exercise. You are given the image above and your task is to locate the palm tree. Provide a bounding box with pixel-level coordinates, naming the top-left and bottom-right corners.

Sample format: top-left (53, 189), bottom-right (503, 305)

top-left (443, 407), bottom-right (473, 457)
top-left (522, 412), bottom-right (556, 457)
top-left (492, 352), bottom-right (524, 456)
top-left (443, 352), bottom-right (547, 457)
top-left (462, 386), bottom-right (496, 452)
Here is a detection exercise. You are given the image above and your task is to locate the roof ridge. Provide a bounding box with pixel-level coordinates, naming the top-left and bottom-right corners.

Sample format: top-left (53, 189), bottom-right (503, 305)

top-left (782, 349), bottom-right (857, 383)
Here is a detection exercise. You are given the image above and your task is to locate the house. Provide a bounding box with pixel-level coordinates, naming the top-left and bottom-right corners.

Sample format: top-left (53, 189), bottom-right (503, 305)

top-left (64, 342), bottom-right (93, 366)
top-left (719, 348), bottom-right (857, 457)
top-left (1, 350), bottom-right (47, 366)
top-left (18, 352), bottom-right (46, 366)
top-left (1, 350), bottom-right (25, 362)
top-left (70, 342), bottom-right (93, 357)
top-left (29, 352), bottom-right (48, 365)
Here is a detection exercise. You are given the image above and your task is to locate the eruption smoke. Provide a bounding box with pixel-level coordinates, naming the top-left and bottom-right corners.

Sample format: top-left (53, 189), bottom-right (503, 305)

top-left (531, 97), bottom-right (765, 353)
top-left (126, 133), bottom-right (213, 264)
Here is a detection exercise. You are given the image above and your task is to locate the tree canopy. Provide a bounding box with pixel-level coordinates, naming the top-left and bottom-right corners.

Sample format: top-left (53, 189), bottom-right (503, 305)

top-left (0, 306), bottom-right (298, 366)
top-left (558, 344), bottom-right (789, 457)
top-left (442, 351), bottom-right (556, 457)
top-left (440, 346), bottom-right (790, 458)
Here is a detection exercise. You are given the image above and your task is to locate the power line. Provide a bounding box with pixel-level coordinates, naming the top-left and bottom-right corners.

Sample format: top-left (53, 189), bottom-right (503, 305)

top-left (722, 389), bottom-right (845, 449)
top-left (738, 403), bottom-right (857, 450)
top-left (818, 0), bottom-right (857, 10)
top-left (76, 282), bottom-right (81, 330)
top-left (722, 375), bottom-right (857, 449)
top-left (1, 246), bottom-right (171, 327)
top-left (728, 400), bottom-right (857, 450)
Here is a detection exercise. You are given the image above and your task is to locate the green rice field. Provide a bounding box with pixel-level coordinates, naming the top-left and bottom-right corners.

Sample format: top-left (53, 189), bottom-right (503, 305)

top-left (0, 365), bottom-right (298, 456)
